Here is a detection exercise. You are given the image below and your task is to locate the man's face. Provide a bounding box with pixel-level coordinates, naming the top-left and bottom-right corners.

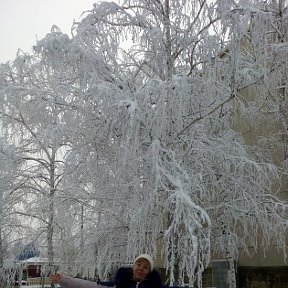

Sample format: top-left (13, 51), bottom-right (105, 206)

top-left (132, 258), bottom-right (151, 282)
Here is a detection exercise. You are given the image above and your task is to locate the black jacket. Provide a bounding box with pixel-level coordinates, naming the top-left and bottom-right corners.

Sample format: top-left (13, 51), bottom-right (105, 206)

top-left (114, 267), bottom-right (162, 288)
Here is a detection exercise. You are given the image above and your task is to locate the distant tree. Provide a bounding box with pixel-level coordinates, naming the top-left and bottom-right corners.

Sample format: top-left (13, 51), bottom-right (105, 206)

top-left (16, 242), bottom-right (40, 261)
top-left (0, 138), bottom-right (23, 287)
top-left (0, 30), bottom-right (83, 273)
top-left (0, 25), bottom-right (122, 277)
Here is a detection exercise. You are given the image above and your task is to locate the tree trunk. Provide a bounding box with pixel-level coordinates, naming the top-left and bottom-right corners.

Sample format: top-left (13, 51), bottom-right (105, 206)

top-left (0, 228), bottom-right (4, 288)
top-left (164, 0), bottom-right (173, 80)
top-left (226, 256), bottom-right (237, 288)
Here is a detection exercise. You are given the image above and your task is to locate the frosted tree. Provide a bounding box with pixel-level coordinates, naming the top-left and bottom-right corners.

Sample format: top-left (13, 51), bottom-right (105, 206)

top-left (62, 0), bottom-right (288, 287)
top-left (203, 1), bottom-right (288, 287)
top-left (0, 138), bottom-right (23, 287)
top-left (0, 29), bottom-right (88, 274)
top-left (0, 24), bottom-right (125, 278)
top-left (233, 0), bottom-right (288, 163)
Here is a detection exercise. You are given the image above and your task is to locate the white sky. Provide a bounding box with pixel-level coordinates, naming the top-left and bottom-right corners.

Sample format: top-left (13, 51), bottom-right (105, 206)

top-left (0, 0), bottom-right (98, 63)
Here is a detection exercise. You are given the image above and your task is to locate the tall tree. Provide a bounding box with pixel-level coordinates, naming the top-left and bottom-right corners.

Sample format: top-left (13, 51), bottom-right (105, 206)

top-left (0, 30), bottom-right (84, 273)
top-left (66, 0), bottom-right (288, 287)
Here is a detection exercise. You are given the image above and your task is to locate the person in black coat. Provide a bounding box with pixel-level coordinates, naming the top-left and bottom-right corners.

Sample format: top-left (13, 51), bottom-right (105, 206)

top-left (114, 254), bottom-right (162, 288)
top-left (50, 254), bottom-right (162, 288)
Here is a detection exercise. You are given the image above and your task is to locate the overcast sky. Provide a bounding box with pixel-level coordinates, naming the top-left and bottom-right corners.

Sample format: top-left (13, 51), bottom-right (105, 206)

top-left (0, 0), bottom-right (98, 63)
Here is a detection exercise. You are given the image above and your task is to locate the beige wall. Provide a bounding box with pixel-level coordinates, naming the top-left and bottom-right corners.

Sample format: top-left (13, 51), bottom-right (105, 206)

top-left (238, 246), bottom-right (287, 267)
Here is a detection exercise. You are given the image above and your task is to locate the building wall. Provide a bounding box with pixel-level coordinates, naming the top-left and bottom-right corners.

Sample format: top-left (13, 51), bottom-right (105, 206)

top-left (237, 267), bottom-right (288, 288)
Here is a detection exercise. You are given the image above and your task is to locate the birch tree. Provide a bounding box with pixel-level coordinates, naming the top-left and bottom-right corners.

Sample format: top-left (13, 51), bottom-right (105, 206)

top-left (0, 138), bottom-right (23, 287)
top-left (0, 30), bottom-right (85, 273)
top-left (65, 0), bottom-right (288, 287)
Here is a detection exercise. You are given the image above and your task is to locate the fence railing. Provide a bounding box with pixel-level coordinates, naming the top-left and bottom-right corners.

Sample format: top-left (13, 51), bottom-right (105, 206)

top-left (27, 277), bottom-right (52, 286)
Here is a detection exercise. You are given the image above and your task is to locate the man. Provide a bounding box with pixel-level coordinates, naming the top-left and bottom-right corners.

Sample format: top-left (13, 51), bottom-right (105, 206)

top-left (50, 254), bottom-right (162, 288)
